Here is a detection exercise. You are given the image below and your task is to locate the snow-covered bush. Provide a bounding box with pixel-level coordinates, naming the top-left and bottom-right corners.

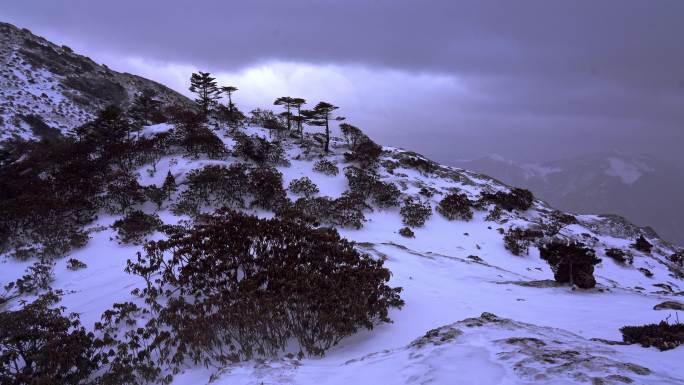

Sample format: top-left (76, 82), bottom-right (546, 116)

top-left (111, 210), bottom-right (162, 245)
top-left (620, 321), bottom-right (684, 351)
top-left (124, 209), bottom-right (403, 375)
top-left (436, 192), bottom-right (473, 221)
top-left (175, 125), bottom-right (228, 159)
top-left (480, 188), bottom-right (534, 212)
top-left (539, 240), bottom-right (601, 289)
top-left (400, 198), bottom-right (432, 227)
top-left (289, 176), bottom-right (319, 197)
top-left (312, 159), bottom-right (339, 176)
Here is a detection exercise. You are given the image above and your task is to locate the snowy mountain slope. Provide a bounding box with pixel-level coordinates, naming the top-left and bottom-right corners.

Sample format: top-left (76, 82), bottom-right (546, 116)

top-left (453, 152), bottom-right (684, 247)
top-left (0, 22), bottom-right (190, 140)
top-left (2, 123), bottom-right (683, 384)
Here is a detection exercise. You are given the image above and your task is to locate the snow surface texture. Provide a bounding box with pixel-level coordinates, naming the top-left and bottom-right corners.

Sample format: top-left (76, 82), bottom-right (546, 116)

top-left (0, 22), bottom-right (190, 141)
top-left (2, 123), bottom-right (683, 385)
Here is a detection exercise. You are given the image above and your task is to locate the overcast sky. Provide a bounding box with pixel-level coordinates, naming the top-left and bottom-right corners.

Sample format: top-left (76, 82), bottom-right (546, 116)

top-left (2, 0), bottom-right (683, 166)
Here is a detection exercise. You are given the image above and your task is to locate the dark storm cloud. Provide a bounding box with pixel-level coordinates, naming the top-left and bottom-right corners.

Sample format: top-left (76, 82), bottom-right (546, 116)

top-left (2, 0), bottom-right (683, 164)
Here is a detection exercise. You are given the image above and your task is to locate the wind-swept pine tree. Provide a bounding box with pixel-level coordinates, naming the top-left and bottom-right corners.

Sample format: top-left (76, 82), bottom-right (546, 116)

top-left (189, 72), bottom-right (221, 118)
top-left (220, 86), bottom-right (238, 111)
top-left (274, 97), bottom-right (296, 131)
top-left (304, 102), bottom-right (344, 152)
top-left (292, 98), bottom-right (306, 136)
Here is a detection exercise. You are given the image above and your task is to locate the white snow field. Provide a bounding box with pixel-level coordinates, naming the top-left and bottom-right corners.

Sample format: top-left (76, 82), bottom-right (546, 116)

top-left (2, 125), bottom-right (683, 385)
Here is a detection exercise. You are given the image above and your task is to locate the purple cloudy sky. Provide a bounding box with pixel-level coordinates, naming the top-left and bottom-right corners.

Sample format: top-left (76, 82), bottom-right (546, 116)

top-left (2, 0), bottom-right (683, 165)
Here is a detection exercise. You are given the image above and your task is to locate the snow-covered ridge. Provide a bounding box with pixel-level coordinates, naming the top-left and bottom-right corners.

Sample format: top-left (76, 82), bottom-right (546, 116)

top-left (0, 22), bottom-right (190, 141)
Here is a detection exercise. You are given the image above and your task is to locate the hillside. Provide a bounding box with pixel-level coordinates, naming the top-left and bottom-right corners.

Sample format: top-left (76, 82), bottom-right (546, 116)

top-left (1, 26), bottom-right (684, 385)
top-left (453, 153), bottom-right (684, 247)
top-left (0, 21), bottom-right (190, 141)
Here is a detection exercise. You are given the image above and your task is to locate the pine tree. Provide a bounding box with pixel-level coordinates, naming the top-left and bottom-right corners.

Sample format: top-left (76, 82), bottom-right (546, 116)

top-left (304, 102), bottom-right (344, 152)
top-left (162, 170), bottom-right (177, 200)
top-left (129, 89), bottom-right (162, 127)
top-left (220, 86), bottom-right (238, 112)
top-left (274, 97), bottom-right (296, 131)
top-left (292, 98), bottom-right (306, 136)
top-left (189, 72), bottom-right (221, 118)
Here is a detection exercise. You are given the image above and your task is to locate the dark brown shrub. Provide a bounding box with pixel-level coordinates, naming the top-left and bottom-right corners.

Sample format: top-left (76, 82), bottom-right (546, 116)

top-left (289, 177), bottom-right (319, 197)
top-left (620, 321), bottom-right (684, 351)
top-left (174, 164), bottom-right (249, 214)
top-left (313, 159), bottom-right (339, 176)
top-left (436, 193), bottom-right (473, 221)
top-left (247, 167), bottom-right (288, 211)
top-left (632, 235), bottom-right (653, 253)
top-left (0, 293), bottom-right (103, 385)
top-left (233, 132), bottom-right (286, 165)
top-left (400, 198), bottom-right (432, 227)
top-left (111, 210), bottom-right (162, 245)
top-left (66, 258), bottom-right (87, 271)
top-left (480, 188), bottom-right (534, 211)
top-left (398, 227), bottom-right (415, 238)
top-left (125, 209), bottom-right (404, 368)
top-left (539, 240), bottom-right (601, 289)
top-left (503, 228), bottom-right (534, 256)
top-left (345, 167), bottom-right (400, 208)
top-left (605, 248), bottom-right (633, 265)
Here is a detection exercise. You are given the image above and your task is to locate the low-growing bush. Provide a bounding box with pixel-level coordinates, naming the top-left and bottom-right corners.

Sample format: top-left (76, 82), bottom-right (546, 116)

top-left (620, 321), bottom-right (684, 351)
top-left (605, 248), bottom-right (633, 265)
top-left (345, 167), bottom-right (400, 208)
top-left (289, 177), bottom-right (319, 197)
top-left (111, 210), bottom-right (162, 245)
top-left (0, 293), bottom-right (104, 385)
top-left (341, 124), bottom-right (383, 166)
top-left (248, 167), bottom-right (289, 211)
top-left (233, 133), bottom-right (286, 165)
top-left (398, 227), bottom-right (415, 238)
top-left (539, 240), bottom-right (601, 289)
top-left (290, 192), bottom-right (367, 229)
top-left (4, 259), bottom-right (55, 299)
top-left (668, 251), bottom-right (684, 266)
top-left (312, 159), bottom-right (339, 176)
top-left (480, 188), bottom-right (534, 211)
top-left (125, 209), bottom-right (404, 371)
top-left (632, 235), bottom-right (653, 253)
top-left (174, 164), bottom-right (249, 214)
top-left (66, 258), bottom-right (87, 271)
top-left (400, 198), bottom-right (432, 227)
top-left (436, 193), bottom-right (473, 221)
top-left (503, 228), bottom-right (535, 256)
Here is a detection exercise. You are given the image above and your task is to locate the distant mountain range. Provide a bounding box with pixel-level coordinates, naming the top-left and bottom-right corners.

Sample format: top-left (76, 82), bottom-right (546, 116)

top-left (452, 152), bottom-right (684, 246)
